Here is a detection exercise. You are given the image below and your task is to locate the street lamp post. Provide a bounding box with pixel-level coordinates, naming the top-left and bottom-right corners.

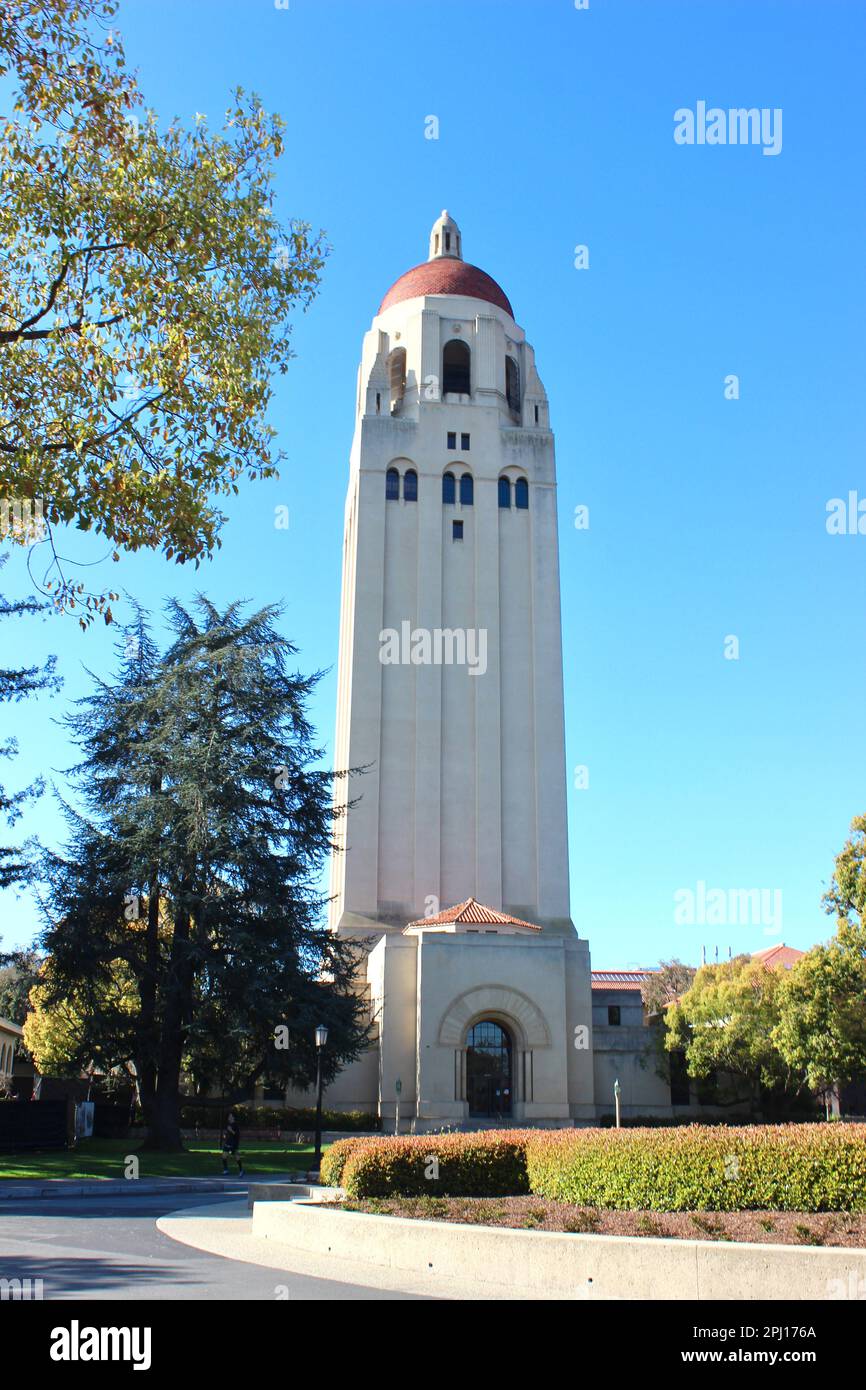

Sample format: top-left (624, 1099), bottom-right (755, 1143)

top-left (313, 1024), bottom-right (328, 1171)
top-left (614, 1077), bottom-right (622, 1130)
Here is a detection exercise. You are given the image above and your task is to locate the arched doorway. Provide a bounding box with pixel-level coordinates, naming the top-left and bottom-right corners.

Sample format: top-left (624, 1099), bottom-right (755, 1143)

top-left (466, 1020), bottom-right (513, 1118)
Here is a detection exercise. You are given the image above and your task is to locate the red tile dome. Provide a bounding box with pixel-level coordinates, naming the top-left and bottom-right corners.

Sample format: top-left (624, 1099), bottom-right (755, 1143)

top-left (378, 259), bottom-right (514, 319)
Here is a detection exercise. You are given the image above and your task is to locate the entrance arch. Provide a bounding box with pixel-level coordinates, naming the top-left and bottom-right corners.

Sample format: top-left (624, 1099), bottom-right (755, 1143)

top-left (466, 1019), bottom-right (513, 1118)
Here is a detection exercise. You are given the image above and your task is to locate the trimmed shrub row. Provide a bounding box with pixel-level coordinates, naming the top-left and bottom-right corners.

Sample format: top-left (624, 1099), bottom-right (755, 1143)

top-left (527, 1124), bottom-right (866, 1212)
top-left (179, 1105), bottom-right (379, 1133)
top-left (322, 1131), bottom-right (530, 1198)
top-left (322, 1124), bottom-right (866, 1212)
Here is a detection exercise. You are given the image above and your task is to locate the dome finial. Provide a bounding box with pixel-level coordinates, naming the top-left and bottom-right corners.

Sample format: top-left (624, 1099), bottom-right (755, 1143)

top-left (429, 210), bottom-right (462, 262)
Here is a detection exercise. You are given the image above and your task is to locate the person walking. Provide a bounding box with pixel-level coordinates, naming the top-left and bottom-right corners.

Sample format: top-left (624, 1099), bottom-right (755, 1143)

top-left (221, 1110), bottom-right (245, 1177)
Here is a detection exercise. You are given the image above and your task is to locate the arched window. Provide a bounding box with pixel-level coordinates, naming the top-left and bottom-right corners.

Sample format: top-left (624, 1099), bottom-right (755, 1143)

top-left (515, 477), bottom-right (529, 509)
top-left (442, 471), bottom-right (456, 504)
top-left (505, 356), bottom-right (521, 413)
top-left (459, 473), bottom-right (473, 506)
top-left (466, 1020), bottom-right (513, 1118)
top-left (403, 469), bottom-right (418, 502)
top-left (385, 468), bottom-right (399, 500)
top-left (498, 476), bottom-right (511, 509)
top-left (443, 339), bottom-right (471, 396)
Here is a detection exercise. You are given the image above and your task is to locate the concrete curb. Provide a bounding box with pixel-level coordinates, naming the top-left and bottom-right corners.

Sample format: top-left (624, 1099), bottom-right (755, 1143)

top-left (246, 1182), bottom-right (331, 1209)
top-left (250, 1200), bottom-right (866, 1300)
top-left (0, 1173), bottom-right (306, 1201)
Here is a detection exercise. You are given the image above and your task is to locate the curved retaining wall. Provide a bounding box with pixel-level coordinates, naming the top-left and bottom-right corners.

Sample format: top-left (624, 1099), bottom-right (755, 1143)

top-left (251, 1201), bottom-right (866, 1300)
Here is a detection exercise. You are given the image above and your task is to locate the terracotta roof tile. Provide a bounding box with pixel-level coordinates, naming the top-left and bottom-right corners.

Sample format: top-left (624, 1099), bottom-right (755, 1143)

top-left (750, 943), bottom-right (805, 970)
top-left (591, 970), bottom-right (653, 992)
top-left (406, 897), bottom-right (541, 931)
top-left (378, 260), bottom-right (514, 318)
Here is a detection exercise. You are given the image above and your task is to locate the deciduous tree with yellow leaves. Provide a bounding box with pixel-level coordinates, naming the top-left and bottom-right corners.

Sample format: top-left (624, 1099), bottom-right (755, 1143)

top-left (0, 0), bottom-right (325, 620)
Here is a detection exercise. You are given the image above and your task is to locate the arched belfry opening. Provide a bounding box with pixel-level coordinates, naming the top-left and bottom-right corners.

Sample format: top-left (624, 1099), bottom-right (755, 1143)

top-left (443, 339), bottom-right (471, 396)
top-left (466, 1019), bottom-right (513, 1118)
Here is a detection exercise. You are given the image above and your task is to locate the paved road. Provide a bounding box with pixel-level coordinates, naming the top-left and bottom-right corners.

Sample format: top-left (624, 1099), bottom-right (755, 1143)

top-left (0, 1193), bottom-right (425, 1300)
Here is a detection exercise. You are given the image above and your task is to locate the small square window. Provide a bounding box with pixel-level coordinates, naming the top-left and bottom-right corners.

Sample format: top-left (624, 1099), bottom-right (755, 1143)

top-left (447, 432), bottom-right (457, 449)
top-left (607, 1005), bottom-right (621, 1026)
top-left (452, 520), bottom-right (463, 541)
top-left (461, 433), bottom-right (470, 450)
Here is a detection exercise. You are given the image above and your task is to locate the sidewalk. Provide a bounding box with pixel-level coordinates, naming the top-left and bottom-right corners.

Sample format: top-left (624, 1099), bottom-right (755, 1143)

top-left (0, 1171), bottom-right (309, 1201)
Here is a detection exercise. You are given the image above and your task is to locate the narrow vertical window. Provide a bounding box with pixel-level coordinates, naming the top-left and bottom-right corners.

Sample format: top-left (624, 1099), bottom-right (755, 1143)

top-left (442, 472), bottom-right (456, 504)
top-left (498, 477), bottom-right (511, 509)
top-left (447, 432), bottom-right (457, 450)
top-left (403, 469), bottom-right (418, 502)
top-left (386, 468), bottom-right (399, 500)
top-left (459, 473), bottom-right (473, 506)
top-left (452, 520), bottom-right (463, 541)
top-left (505, 356), bottom-right (520, 413)
top-left (515, 478), bottom-right (529, 510)
top-left (387, 347), bottom-right (407, 414)
top-left (461, 433), bottom-right (470, 450)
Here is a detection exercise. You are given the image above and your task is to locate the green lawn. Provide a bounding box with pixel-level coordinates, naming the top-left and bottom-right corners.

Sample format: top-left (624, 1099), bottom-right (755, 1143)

top-left (0, 1137), bottom-right (318, 1181)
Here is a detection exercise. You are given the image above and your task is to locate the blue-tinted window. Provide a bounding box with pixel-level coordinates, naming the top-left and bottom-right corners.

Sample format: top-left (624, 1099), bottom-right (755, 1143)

top-left (498, 477), bottom-right (511, 509)
top-left (459, 473), bottom-right (473, 506)
top-left (452, 520), bottom-right (463, 541)
top-left (442, 472), bottom-right (456, 504)
top-left (403, 469), bottom-right (418, 502)
top-left (386, 468), bottom-right (399, 500)
top-left (515, 477), bottom-right (529, 509)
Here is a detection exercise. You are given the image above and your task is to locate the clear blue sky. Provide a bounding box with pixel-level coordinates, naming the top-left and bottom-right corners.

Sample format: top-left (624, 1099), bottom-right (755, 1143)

top-left (2, 0), bottom-right (865, 968)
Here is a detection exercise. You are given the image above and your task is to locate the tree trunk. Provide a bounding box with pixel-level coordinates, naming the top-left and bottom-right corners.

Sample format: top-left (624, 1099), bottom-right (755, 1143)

top-left (137, 867), bottom-right (160, 1135)
top-left (141, 898), bottom-right (193, 1151)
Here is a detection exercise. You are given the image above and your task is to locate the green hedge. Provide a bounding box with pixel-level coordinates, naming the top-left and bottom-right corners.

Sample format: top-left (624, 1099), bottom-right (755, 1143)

top-left (320, 1136), bottom-right (379, 1188)
top-left (320, 1124), bottom-right (866, 1211)
top-left (532, 1125), bottom-right (866, 1212)
top-left (178, 1104), bottom-right (379, 1133)
top-left (328, 1132), bottom-right (530, 1199)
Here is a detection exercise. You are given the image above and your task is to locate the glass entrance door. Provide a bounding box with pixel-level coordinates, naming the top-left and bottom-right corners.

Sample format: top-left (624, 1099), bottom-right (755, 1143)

top-left (466, 1020), bottom-right (513, 1118)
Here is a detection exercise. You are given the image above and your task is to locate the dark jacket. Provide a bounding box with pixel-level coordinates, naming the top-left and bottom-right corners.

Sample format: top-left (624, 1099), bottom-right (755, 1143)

top-left (222, 1118), bottom-right (240, 1153)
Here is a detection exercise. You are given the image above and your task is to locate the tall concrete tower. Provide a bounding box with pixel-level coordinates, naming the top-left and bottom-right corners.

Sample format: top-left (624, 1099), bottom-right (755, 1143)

top-left (330, 212), bottom-right (574, 939)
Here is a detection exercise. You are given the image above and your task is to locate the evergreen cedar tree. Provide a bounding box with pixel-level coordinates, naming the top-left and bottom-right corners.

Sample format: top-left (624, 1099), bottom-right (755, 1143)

top-left (34, 600), bottom-right (369, 1151)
